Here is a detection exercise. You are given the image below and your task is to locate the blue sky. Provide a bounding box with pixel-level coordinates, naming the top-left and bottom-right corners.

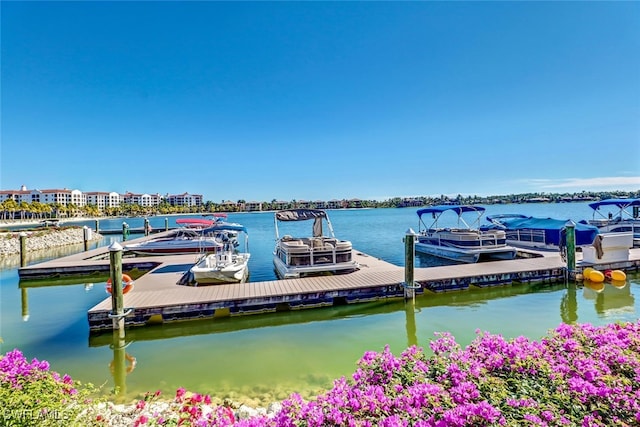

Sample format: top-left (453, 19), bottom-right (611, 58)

top-left (2, 1), bottom-right (639, 202)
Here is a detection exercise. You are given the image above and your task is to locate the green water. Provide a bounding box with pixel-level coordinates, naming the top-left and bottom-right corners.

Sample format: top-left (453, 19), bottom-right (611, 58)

top-left (1, 207), bottom-right (639, 407)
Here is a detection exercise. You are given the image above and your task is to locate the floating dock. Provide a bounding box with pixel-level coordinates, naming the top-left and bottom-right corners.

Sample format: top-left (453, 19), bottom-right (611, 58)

top-left (16, 232), bottom-right (640, 332)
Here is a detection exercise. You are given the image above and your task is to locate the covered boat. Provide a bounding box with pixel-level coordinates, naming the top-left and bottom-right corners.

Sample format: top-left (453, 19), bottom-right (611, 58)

top-left (485, 214), bottom-right (600, 251)
top-left (273, 208), bottom-right (359, 279)
top-left (415, 205), bottom-right (517, 263)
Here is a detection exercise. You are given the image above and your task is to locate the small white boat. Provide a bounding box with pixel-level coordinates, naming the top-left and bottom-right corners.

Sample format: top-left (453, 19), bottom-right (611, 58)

top-left (415, 205), bottom-right (517, 263)
top-left (190, 223), bottom-right (250, 285)
top-left (273, 208), bottom-right (359, 279)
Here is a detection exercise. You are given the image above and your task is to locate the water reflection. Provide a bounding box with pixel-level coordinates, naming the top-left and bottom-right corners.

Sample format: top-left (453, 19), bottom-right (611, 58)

top-left (583, 280), bottom-right (635, 317)
top-left (404, 302), bottom-right (417, 348)
top-left (560, 282), bottom-right (578, 324)
top-left (21, 288), bottom-right (29, 321)
top-left (110, 329), bottom-right (135, 397)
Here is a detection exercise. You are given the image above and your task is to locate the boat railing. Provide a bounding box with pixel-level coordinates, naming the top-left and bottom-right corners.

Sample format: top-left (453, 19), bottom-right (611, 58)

top-left (422, 229), bottom-right (507, 249)
top-left (507, 229), bottom-right (546, 244)
top-left (280, 237), bottom-right (352, 266)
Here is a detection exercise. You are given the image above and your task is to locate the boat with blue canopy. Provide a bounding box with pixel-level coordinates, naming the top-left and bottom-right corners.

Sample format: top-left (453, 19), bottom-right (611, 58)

top-left (484, 214), bottom-right (600, 251)
top-left (579, 198), bottom-right (640, 247)
top-left (415, 205), bottom-right (517, 263)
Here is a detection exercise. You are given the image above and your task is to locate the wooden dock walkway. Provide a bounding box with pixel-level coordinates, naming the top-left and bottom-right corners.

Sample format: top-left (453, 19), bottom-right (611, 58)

top-left (16, 232), bottom-right (640, 332)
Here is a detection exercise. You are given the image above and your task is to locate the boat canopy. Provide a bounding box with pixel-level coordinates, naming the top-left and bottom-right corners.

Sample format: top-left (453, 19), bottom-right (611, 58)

top-left (417, 205), bottom-right (486, 218)
top-left (176, 218), bottom-right (216, 226)
top-left (588, 198), bottom-right (640, 210)
top-left (487, 216), bottom-right (599, 246)
top-left (275, 209), bottom-right (328, 222)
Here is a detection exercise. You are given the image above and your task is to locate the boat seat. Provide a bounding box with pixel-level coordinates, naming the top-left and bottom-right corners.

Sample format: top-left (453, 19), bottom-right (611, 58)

top-left (582, 232), bottom-right (632, 264)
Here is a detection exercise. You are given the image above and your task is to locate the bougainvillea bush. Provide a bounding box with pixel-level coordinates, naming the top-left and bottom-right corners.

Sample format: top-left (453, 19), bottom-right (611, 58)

top-left (0, 349), bottom-right (98, 426)
top-left (3, 320), bottom-right (640, 426)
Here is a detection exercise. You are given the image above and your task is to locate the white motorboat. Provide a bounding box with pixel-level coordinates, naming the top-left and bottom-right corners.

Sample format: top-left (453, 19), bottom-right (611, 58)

top-left (190, 223), bottom-right (250, 284)
top-left (273, 208), bottom-right (359, 279)
top-left (415, 205), bottom-right (517, 263)
top-left (123, 216), bottom-right (234, 255)
top-left (123, 228), bottom-right (221, 255)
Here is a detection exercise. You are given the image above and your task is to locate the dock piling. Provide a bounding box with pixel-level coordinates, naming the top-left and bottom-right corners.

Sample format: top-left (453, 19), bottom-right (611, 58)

top-left (122, 222), bottom-right (130, 241)
top-left (95, 219), bottom-right (100, 233)
top-left (83, 226), bottom-right (92, 251)
top-left (564, 220), bottom-right (576, 278)
top-left (402, 228), bottom-right (419, 301)
top-left (144, 218), bottom-right (150, 236)
top-left (19, 232), bottom-right (28, 267)
top-left (165, 217), bottom-right (169, 231)
top-left (108, 242), bottom-right (126, 333)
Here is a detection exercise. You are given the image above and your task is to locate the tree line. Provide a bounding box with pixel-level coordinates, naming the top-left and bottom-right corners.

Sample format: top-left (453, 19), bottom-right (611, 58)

top-left (1, 190), bottom-right (638, 221)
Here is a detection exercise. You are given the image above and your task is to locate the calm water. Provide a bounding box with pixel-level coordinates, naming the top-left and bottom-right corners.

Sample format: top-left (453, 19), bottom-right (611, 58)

top-left (1, 203), bottom-right (638, 406)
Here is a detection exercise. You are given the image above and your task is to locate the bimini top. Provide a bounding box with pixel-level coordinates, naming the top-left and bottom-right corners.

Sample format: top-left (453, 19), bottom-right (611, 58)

top-left (417, 205), bottom-right (486, 218)
top-left (176, 218), bottom-right (216, 226)
top-left (275, 209), bottom-right (328, 221)
top-left (588, 198), bottom-right (640, 210)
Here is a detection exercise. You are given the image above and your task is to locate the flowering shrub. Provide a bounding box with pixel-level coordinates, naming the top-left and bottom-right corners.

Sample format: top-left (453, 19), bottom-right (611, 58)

top-left (0, 349), bottom-right (97, 426)
top-left (3, 320), bottom-right (640, 426)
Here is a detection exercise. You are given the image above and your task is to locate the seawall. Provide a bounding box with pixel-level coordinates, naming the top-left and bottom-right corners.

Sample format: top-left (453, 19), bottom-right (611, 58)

top-left (0, 227), bottom-right (103, 256)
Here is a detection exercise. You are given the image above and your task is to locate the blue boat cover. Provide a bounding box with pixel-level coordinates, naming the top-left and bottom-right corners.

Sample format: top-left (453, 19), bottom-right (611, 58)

top-left (417, 205), bottom-right (485, 218)
top-left (588, 198), bottom-right (640, 210)
top-left (486, 216), bottom-right (599, 246)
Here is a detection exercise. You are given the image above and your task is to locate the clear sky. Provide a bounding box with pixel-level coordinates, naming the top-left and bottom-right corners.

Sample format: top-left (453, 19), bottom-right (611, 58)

top-left (1, 1), bottom-right (639, 202)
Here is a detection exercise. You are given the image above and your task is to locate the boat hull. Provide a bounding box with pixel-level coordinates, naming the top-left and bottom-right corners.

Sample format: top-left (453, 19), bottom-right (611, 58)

top-left (273, 255), bottom-right (359, 279)
top-left (415, 228), bottom-right (516, 264)
top-left (191, 254), bottom-right (250, 284)
top-left (414, 241), bottom-right (516, 263)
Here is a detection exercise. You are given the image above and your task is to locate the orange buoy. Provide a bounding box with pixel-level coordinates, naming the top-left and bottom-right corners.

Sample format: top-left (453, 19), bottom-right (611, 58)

top-left (106, 274), bottom-right (134, 294)
top-left (589, 269), bottom-right (605, 283)
top-left (610, 270), bottom-right (626, 282)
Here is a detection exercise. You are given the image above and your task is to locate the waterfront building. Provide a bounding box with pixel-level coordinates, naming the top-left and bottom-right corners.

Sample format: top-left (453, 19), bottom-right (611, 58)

top-left (165, 192), bottom-right (203, 208)
top-left (85, 191), bottom-right (121, 210)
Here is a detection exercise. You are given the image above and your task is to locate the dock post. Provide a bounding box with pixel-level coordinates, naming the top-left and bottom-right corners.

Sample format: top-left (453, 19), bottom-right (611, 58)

top-left (108, 242), bottom-right (126, 332)
top-left (83, 226), bottom-right (92, 251)
top-left (402, 228), bottom-right (419, 301)
top-left (144, 218), bottom-right (150, 236)
top-left (565, 220), bottom-right (576, 278)
top-left (19, 232), bottom-right (28, 267)
top-left (122, 222), bottom-right (129, 241)
top-left (165, 217), bottom-right (169, 231)
top-left (95, 219), bottom-right (100, 233)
